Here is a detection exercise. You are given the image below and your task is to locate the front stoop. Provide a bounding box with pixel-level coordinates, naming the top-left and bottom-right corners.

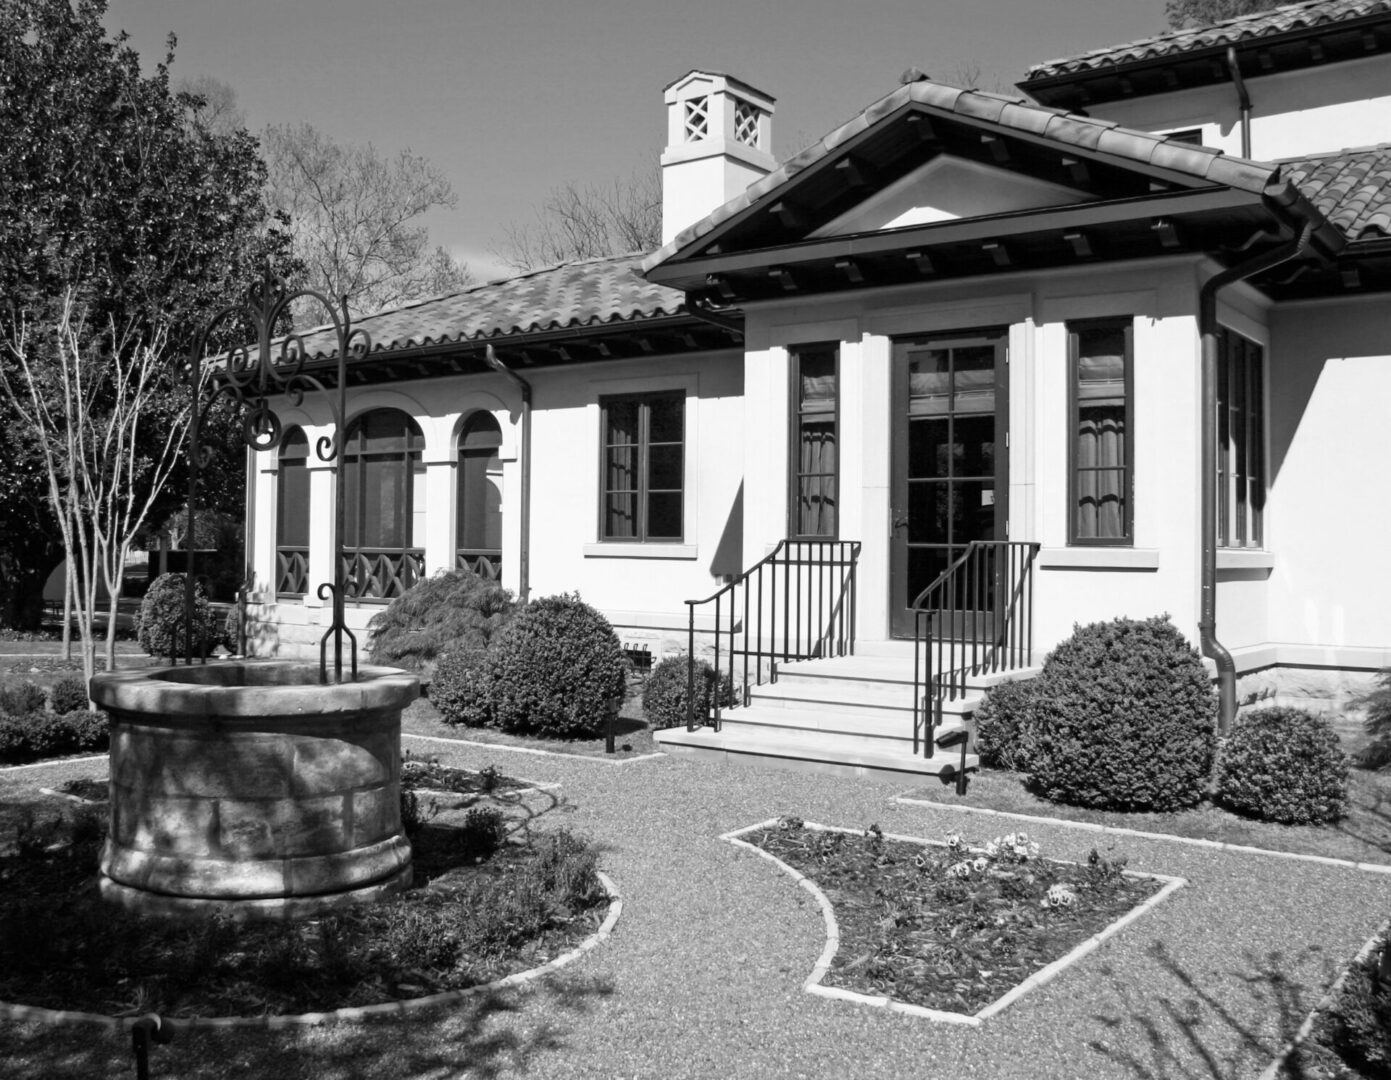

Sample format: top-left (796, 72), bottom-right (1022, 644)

top-left (653, 647), bottom-right (1043, 782)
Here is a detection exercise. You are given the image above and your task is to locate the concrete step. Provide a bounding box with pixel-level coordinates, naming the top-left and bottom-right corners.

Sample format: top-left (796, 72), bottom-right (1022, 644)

top-left (712, 702), bottom-right (968, 750)
top-left (771, 655), bottom-right (1044, 692)
top-left (748, 677), bottom-right (985, 721)
top-left (653, 723), bottom-right (978, 783)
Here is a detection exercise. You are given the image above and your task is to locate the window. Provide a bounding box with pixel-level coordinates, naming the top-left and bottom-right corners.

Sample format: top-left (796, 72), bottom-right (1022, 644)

top-left (600, 392), bottom-right (684, 542)
top-left (342, 409), bottom-right (425, 598)
top-left (1167, 128), bottom-right (1204, 146)
top-left (456, 411), bottom-right (503, 580)
top-left (1217, 328), bottom-right (1265, 548)
top-left (276, 427), bottom-right (310, 595)
top-left (1069, 318), bottom-right (1133, 544)
top-left (789, 343), bottom-right (838, 537)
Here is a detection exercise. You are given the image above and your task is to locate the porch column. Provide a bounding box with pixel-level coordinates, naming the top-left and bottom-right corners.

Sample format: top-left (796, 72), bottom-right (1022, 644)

top-left (252, 444), bottom-right (277, 600)
top-left (421, 451), bottom-right (456, 578)
top-left (304, 443), bottom-right (336, 615)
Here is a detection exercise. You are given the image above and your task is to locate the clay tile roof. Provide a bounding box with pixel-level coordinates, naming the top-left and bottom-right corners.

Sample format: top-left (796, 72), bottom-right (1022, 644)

top-left (291, 254), bottom-right (685, 361)
top-left (1024, 0), bottom-right (1391, 80)
top-left (1281, 144), bottom-right (1391, 239)
top-left (643, 80), bottom-right (1277, 272)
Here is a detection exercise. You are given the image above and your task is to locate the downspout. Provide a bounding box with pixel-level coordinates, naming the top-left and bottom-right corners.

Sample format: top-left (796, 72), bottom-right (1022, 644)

top-left (1225, 46), bottom-right (1252, 158)
top-left (1198, 188), bottom-right (1318, 733)
top-left (484, 345), bottom-right (531, 603)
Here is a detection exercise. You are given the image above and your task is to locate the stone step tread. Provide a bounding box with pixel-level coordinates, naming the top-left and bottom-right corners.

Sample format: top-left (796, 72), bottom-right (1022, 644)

top-left (750, 680), bottom-right (985, 715)
top-left (711, 703), bottom-right (968, 742)
top-left (654, 725), bottom-right (978, 778)
top-left (774, 656), bottom-right (1044, 687)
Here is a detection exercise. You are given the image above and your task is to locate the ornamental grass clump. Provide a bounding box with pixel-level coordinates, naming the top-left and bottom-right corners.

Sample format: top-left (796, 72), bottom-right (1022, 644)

top-left (1027, 616), bottom-right (1217, 812)
top-left (367, 569), bottom-right (515, 677)
top-left (485, 594), bottom-right (627, 739)
top-left (641, 654), bottom-right (735, 729)
top-left (1216, 706), bottom-right (1348, 824)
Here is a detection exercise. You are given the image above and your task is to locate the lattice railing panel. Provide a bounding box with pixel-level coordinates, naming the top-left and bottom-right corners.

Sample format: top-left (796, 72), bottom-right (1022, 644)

top-left (341, 548), bottom-right (424, 600)
top-left (456, 550), bottom-right (502, 581)
top-left (276, 548), bottom-right (309, 595)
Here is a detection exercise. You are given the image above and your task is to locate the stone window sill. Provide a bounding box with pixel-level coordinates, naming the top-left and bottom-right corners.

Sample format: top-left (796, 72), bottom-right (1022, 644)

top-left (1038, 547), bottom-right (1160, 570)
top-left (582, 543), bottom-right (698, 560)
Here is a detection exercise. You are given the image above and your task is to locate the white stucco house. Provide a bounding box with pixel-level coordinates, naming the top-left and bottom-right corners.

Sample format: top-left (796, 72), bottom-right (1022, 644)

top-left (243, 0), bottom-right (1391, 778)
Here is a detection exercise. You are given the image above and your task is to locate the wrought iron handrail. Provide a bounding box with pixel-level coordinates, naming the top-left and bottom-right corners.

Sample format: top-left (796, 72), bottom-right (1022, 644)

top-left (911, 540), bottom-right (1040, 783)
top-left (683, 539), bottom-right (861, 732)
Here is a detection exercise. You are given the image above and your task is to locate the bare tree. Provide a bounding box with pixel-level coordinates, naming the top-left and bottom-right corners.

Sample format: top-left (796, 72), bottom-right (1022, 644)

top-left (1164, 0), bottom-right (1281, 29)
top-left (0, 296), bottom-right (193, 684)
top-left (262, 122), bottom-right (472, 317)
top-left (493, 168), bottom-right (662, 272)
top-left (174, 74), bottom-right (245, 136)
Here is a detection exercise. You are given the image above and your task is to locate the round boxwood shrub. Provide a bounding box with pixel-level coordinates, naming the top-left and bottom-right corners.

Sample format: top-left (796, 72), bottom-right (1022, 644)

top-left (48, 676), bottom-right (89, 715)
top-left (486, 594), bottom-right (626, 738)
top-left (0, 680), bottom-right (45, 717)
top-left (430, 648), bottom-right (494, 728)
top-left (974, 677), bottom-right (1042, 772)
top-left (642, 654), bottom-right (735, 729)
top-left (1027, 616), bottom-right (1217, 812)
top-left (1216, 706), bottom-right (1349, 824)
top-left (138, 573), bottom-right (217, 660)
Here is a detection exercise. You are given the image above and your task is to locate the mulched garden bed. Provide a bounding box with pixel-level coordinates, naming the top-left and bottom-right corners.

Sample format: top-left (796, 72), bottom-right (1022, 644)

top-left (1279, 922), bottom-right (1391, 1080)
top-left (400, 756), bottom-right (532, 798)
top-left (746, 818), bottom-right (1168, 1016)
top-left (0, 807), bottom-right (609, 1019)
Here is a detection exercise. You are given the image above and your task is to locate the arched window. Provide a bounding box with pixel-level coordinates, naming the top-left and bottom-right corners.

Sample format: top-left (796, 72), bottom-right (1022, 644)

top-left (341, 409), bottom-right (425, 599)
top-left (456, 411), bottom-right (503, 580)
top-left (276, 427), bottom-right (310, 595)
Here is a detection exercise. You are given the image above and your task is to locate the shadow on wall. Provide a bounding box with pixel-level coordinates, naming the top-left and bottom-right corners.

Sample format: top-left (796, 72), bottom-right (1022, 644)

top-left (708, 481), bottom-right (744, 582)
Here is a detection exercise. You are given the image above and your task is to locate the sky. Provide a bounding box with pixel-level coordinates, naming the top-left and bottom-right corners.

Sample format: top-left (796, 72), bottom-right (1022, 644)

top-left (103, 0), bottom-right (1174, 282)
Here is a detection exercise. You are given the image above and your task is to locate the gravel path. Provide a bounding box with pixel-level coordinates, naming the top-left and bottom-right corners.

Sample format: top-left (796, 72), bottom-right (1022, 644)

top-left (4, 741), bottom-right (1390, 1080)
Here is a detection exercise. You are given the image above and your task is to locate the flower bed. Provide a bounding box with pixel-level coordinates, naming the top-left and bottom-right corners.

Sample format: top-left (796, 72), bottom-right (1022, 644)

top-left (740, 818), bottom-right (1179, 1019)
top-left (401, 756), bottom-right (533, 798)
top-left (0, 806), bottom-right (610, 1018)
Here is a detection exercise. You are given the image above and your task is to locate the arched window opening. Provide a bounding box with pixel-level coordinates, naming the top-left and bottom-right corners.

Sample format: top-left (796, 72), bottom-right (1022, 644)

top-left (456, 411), bottom-right (503, 581)
top-left (276, 427), bottom-right (311, 595)
top-left (342, 409), bottom-right (425, 599)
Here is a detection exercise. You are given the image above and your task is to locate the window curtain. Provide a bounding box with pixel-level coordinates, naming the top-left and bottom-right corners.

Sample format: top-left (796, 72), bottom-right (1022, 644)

top-left (1075, 350), bottom-right (1126, 540)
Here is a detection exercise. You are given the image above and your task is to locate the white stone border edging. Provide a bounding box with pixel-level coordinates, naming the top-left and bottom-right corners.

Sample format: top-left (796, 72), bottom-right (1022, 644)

top-left (721, 818), bottom-right (1185, 1026)
top-left (0, 754), bottom-right (107, 774)
top-left (0, 871), bottom-right (621, 1032)
top-left (893, 795), bottom-right (1391, 875)
top-left (1255, 916), bottom-right (1391, 1080)
top-left (403, 732), bottom-right (665, 765)
top-left (37, 786), bottom-right (105, 806)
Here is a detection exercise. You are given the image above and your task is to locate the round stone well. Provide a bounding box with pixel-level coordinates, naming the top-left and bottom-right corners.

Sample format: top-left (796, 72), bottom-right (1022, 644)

top-left (90, 660), bottom-right (419, 920)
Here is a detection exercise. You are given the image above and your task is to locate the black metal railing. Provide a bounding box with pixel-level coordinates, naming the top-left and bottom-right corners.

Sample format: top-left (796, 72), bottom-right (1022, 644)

top-left (455, 549), bottom-right (502, 581)
top-left (275, 547), bottom-right (309, 595)
top-left (340, 547), bottom-right (425, 600)
top-left (684, 539), bottom-right (861, 731)
top-left (912, 541), bottom-right (1040, 775)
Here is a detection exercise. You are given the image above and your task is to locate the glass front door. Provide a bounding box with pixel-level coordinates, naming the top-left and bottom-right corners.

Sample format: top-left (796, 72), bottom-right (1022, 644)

top-left (890, 331), bottom-right (1008, 637)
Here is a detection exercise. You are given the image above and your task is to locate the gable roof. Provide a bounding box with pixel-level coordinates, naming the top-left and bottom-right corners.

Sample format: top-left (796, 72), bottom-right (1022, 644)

top-left (1282, 145), bottom-right (1391, 240)
top-left (1025, 0), bottom-right (1391, 80)
top-left (642, 78), bottom-right (1280, 277)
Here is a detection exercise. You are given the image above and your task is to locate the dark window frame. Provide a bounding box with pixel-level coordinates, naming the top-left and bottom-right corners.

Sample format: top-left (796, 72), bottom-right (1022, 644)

top-left (598, 390), bottom-right (686, 543)
top-left (1216, 327), bottom-right (1265, 548)
top-left (341, 408), bottom-right (426, 600)
top-left (275, 426), bottom-right (311, 597)
top-left (1067, 316), bottom-right (1135, 546)
top-left (788, 342), bottom-right (840, 539)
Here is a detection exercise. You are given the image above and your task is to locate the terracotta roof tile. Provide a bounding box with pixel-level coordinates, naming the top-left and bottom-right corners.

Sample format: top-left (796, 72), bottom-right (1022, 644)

top-left (643, 81), bottom-right (1277, 272)
top-left (1024, 0), bottom-right (1391, 80)
top-left (1282, 145), bottom-right (1391, 238)
top-left (289, 254), bottom-right (684, 361)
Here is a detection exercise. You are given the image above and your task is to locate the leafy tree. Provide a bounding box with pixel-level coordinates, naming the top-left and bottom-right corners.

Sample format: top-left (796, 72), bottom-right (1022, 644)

top-left (262, 121), bottom-right (472, 317)
top-left (0, 0), bottom-right (285, 677)
top-left (1164, 0), bottom-right (1282, 29)
top-left (493, 168), bottom-right (662, 272)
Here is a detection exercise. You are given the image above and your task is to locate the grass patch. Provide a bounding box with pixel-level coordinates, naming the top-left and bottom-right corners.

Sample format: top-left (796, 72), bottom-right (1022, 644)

top-left (746, 818), bottom-right (1165, 1016)
top-left (0, 807), bottom-right (609, 1018)
top-left (904, 766), bottom-right (1391, 866)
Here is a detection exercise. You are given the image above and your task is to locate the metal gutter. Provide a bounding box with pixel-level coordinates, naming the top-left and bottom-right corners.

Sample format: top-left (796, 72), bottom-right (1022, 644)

top-left (484, 345), bottom-right (531, 604)
top-left (1197, 180), bottom-right (1332, 732)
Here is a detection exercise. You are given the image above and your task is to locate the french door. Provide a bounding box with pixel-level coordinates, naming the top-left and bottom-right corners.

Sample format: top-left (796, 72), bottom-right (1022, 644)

top-left (889, 331), bottom-right (1009, 637)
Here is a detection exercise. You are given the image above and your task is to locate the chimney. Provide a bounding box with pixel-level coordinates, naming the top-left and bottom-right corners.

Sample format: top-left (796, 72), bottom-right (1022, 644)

top-left (660, 71), bottom-right (776, 245)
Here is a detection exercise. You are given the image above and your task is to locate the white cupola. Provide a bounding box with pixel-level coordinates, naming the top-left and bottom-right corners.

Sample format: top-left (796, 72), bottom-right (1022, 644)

top-left (660, 71), bottom-right (776, 244)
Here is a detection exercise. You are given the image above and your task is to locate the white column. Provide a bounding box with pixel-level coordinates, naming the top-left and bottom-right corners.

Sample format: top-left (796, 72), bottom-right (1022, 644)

top-left (305, 447), bottom-right (335, 614)
top-left (421, 453), bottom-right (456, 578)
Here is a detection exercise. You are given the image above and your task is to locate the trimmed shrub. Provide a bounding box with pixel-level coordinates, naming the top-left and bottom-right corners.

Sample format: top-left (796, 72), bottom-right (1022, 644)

top-left (974, 677), bottom-right (1042, 772)
top-left (1352, 667), bottom-right (1391, 770)
top-left (138, 573), bottom-right (217, 660)
top-left (1216, 706), bottom-right (1348, 824)
top-left (430, 648), bottom-right (494, 728)
top-left (0, 681), bottom-right (45, 717)
top-left (367, 570), bottom-right (516, 676)
top-left (48, 677), bottom-right (89, 715)
top-left (0, 715), bottom-right (26, 763)
top-left (486, 594), bottom-right (626, 738)
top-left (63, 709), bottom-right (110, 752)
top-left (641, 655), bottom-right (735, 729)
top-left (1027, 616), bottom-right (1217, 812)
top-left (1308, 940), bottom-right (1391, 1076)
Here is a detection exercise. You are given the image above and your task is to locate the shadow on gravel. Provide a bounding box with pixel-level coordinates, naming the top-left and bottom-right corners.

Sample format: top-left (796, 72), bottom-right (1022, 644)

top-left (1084, 941), bottom-right (1331, 1079)
top-left (0, 973), bottom-right (616, 1080)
